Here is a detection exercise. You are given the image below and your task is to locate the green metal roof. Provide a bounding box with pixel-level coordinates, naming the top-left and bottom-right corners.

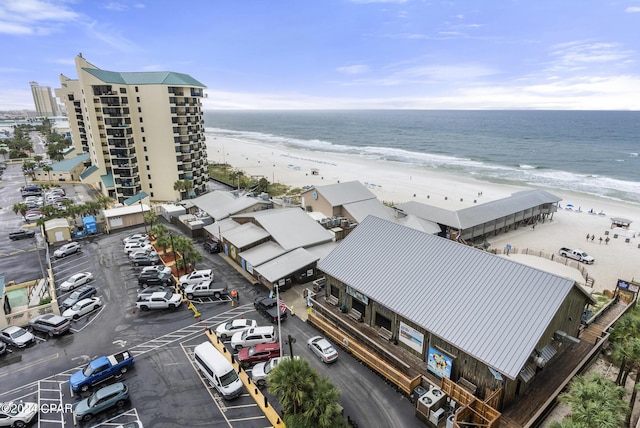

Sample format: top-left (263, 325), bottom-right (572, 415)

top-left (101, 173), bottom-right (114, 188)
top-left (80, 165), bottom-right (98, 180)
top-left (51, 153), bottom-right (90, 171)
top-left (124, 191), bottom-right (148, 206)
top-left (83, 68), bottom-right (205, 87)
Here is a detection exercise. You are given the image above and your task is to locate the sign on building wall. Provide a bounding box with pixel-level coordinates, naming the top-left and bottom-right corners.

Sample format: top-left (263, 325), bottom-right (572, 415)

top-left (346, 286), bottom-right (369, 305)
top-left (427, 346), bottom-right (453, 379)
top-left (399, 322), bottom-right (424, 353)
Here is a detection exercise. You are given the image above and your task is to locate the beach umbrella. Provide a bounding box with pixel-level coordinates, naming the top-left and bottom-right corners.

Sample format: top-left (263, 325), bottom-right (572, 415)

top-left (565, 203), bottom-right (574, 207)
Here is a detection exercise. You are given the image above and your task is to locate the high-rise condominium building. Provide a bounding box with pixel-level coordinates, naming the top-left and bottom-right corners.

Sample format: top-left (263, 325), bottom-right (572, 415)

top-left (30, 81), bottom-right (60, 117)
top-left (55, 54), bottom-right (209, 204)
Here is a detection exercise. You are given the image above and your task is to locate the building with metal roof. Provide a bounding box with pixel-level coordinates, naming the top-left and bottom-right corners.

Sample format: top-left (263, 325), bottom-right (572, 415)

top-left (317, 215), bottom-right (593, 407)
top-left (396, 189), bottom-right (560, 243)
top-left (55, 54), bottom-right (209, 204)
top-left (33, 153), bottom-right (90, 182)
top-left (189, 190), bottom-right (272, 222)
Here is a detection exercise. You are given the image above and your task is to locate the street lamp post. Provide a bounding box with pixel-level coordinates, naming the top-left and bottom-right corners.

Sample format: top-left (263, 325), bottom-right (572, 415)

top-left (285, 335), bottom-right (296, 357)
top-left (140, 198), bottom-right (147, 234)
top-left (169, 232), bottom-right (178, 275)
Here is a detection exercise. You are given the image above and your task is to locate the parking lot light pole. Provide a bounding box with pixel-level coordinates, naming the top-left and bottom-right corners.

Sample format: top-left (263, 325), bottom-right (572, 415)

top-left (139, 197), bottom-right (147, 234)
top-left (286, 334), bottom-right (296, 358)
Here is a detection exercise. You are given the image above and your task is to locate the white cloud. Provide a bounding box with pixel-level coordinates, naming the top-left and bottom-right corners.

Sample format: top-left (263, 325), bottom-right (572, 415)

top-left (625, 6), bottom-right (640, 12)
top-left (337, 65), bottom-right (370, 75)
top-left (0, 0), bottom-right (79, 35)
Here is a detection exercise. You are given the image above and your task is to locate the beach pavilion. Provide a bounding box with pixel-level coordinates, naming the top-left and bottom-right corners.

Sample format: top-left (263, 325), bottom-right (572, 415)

top-left (316, 215), bottom-right (594, 409)
top-left (395, 189), bottom-right (561, 244)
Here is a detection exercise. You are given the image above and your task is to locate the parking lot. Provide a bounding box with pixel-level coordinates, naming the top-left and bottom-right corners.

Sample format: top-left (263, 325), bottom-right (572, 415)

top-left (1, 170), bottom-right (421, 427)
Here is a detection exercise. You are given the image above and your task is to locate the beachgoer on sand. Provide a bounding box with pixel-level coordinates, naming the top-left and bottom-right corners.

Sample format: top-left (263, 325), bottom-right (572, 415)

top-left (586, 233), bottom-right (590, 241)
top-left (605, 236), bottom-right (610, 245)
top-left (591, 235), bottom-right (595, 242)
top-left (599, 237), bottom-right (603, 244)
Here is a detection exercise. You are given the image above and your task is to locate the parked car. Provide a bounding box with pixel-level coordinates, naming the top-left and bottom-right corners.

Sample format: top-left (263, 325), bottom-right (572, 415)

top-left (178, 269), bottom-right (213, 288)
top-left (24, 212), bottom-right (44, 222)
top-left (59, 271), bottom-right (93, 292)
top-left (28, 313), bottom-right (71, 337)
top-left (130, 254), bottom-right (161, 266)
top-left (237, 343), bottom-right (281, 368)
top-left (69, 350), bottom-right (134, 392)
top-left (254, 296), bottom-right (288, 323)
top-left (203, 239), bottom-right (221, 253)
top-left (73, 382), bottom-right (129, 422)
top-left (251, 356), bottom-right (299, 387)
top-left (230, 326), bottom-right (277, 351)
top-left (307, 336), bottom-right (339, 363)
top-left (184, 280), bottom-right (227, 299)
top-left (138, 271), bottom-right (175, 287)
top-left (123, 233), bottom-right (149, 244)
top-left (0, 341), bottom-right (5, 356)
top-left (136, 285), bottom-right (169, 297)
top-left (135, 292), bottom-right (182, 311)
top-left (9, 229), bottom-right (36, 240)
top-left (124, 242), bottom-right (152, 254)
top-left (0, 401), bottom-right (39, 427)
top-left (141, 265), bottom-right (172, 275)
top-left (54, 241), bottom-right (81, 258)
top-left (63, 297), bottom-right (103, 320)
top-left (129, 249), bottom-right (158, 260)
top-left (0, 326), bottom-right (36, 348)
top-left (61, 285), bottom-right (98, 310)
top-left (214, 319), bottom-right (257, 340)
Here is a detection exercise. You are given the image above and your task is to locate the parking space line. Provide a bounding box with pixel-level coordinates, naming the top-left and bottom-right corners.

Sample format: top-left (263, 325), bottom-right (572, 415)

top-left (68, 305), bottom-right (107, 333)
top-left (0, 353), bottom-right (59, 378)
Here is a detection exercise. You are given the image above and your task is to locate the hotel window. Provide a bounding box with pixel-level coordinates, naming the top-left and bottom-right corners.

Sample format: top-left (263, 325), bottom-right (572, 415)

top-left (140, 127), bottom-right (144, 133)
top-left (146, 165), bottom-right (150, 170)
top-left (136, 97), bottom-right (140, 102)
top-left (120, 88), bottom-right (126, 94)
top-left (139, 117), bottom-right (143, 123)
top-left (150, 192), bottom-right (154, 197)
top-left (142, 137), bottom-right (146, 142)
top-left (138, 107), bottom-right (141, 113)
top-left (148, 174), bottom-right (151, 180)
top-left (149, 184), bottom-right (153, 189)
top-left (135, 86), bottom-right (139, 92)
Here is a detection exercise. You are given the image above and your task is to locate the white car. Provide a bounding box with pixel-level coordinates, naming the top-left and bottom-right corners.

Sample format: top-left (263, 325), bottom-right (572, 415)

top-left (24, 212), bottom-right (44, 222)
top-left (129, 249), bottom-right (158, 260)
top-left (124, 242), bottom-right (153, 254)
top-left (141, 265), bottom-right (172, 275)
top-left (53, 241), bottom-right (81, 258)
top-left (63, 297), bottom-right (103, 320)
top-left (0, 401), bottom-right (39, 427)
top-left (251, 356), bottom-right (299, 387)
top-left (214, 319), bottom-right (257, 340)
top-left (59, 272), bottom-right (93, 292)
top-left (0, 326), bottom-right (36, 348)
top-left (178, 269), bottom-right (213, 287)
top-left (307, 336), bottom-right (338, 363)
top-left (123, 233), bottom-right (149, 244)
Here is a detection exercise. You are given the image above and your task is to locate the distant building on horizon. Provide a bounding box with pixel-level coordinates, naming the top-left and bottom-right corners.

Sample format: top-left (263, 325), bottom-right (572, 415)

top-left (30, 82), bottom-right (60, 118)
top-left (55, 54), bottom-right (209, 204)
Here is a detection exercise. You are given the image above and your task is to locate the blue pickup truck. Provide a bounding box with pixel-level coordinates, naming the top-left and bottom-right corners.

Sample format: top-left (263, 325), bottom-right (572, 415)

top-left (70, 350), bottom-right (134, 393)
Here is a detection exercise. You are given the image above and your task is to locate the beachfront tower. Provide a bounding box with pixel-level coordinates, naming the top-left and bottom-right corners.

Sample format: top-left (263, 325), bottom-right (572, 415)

top-left (30, 81), bottom-right (60, 118)
top-left (55, 54), bottom-right (209, 204)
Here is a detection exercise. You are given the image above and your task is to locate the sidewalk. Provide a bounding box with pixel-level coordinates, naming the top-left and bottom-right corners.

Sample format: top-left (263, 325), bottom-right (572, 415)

top-left (218, 253), bottom-right (311, 321)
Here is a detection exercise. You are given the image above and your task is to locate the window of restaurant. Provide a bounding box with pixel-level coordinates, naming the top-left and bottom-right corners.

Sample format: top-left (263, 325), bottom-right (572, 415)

top-left (374, 312), bottom-right (391, 331)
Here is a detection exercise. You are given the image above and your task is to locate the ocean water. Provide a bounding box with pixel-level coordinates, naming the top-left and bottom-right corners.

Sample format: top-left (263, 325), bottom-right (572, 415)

top-left (203, 110), bottom-right (640, 204)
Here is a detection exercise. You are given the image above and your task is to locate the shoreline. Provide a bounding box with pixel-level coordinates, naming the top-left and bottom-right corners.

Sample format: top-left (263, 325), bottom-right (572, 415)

top-left (205, 134), bottom-right (640, 293)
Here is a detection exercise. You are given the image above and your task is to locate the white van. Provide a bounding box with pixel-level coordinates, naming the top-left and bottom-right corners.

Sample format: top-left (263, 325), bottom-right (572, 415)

top-left (193, 342), bottom-right (243, 399)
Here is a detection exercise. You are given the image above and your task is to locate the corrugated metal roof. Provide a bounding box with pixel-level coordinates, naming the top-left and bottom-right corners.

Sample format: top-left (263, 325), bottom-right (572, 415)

top-left (317, 215), bottom-right (576, 380)
top-left (309, 180), bottom-right (377, 206)
top-left (83, 68), bottom-right (206, 87)
top-left (239, 241), bottom-right (286, 267)
top-left (396, 189), bottom-right (561, 230)
top-left (305, 241), bottom-right (340, 262)
top-left (124, 191), bottom-right (148, 206)
top-left (342, 199), bottom-right (395, 223)
top-left (103, 204), bottom-right (149, 218)
top-left (233, 208), bottom-right (334, 251)
top-left (204, 218), bottom-right (242, 240)
top-left (50, 153), bottom-right (89, 171)
top-left (223, 223), bottom-right (271, 248)
top-left (255, 248), bottom-right (320, 283)
top-left (190, 191), bottom-right (270, 222)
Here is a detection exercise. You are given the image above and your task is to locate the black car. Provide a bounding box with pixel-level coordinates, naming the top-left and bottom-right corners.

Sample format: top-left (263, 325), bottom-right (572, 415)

top-left (138, 271), bottom-right (176, 287)
top-left (9, 229), bottom-right (36, 240)
top-left (254, 296), bottom-right (287, 323)
top-left (203, 239), bottom-right (221, 253)
top-left (61, 285), bottom-right (98, 310)
top-left (130, 254), bottom-right (161, 266)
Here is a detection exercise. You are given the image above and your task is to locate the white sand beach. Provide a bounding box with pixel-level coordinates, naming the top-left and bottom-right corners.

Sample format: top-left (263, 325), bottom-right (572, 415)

top-left (206, 135), bottom-right (640, 295)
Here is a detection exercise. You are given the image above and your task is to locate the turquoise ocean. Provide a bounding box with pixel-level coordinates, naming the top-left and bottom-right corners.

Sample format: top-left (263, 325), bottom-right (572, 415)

top-left (203, 110), bottom-right (640, 204)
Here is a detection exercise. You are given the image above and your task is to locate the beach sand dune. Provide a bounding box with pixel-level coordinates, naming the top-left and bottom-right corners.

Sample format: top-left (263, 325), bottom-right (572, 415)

top-left (207, 135), bottom-right (640, 294)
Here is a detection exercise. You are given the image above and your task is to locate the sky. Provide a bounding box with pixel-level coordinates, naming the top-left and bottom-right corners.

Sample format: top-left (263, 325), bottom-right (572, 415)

top-left (1, 0), bottom-right (639, 111)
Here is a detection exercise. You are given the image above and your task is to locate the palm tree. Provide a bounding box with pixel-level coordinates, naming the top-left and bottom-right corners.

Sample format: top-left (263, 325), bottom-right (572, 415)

top-left (12, 202), bottom-right (28, 220)
top-left (96, 195), bottom-right (114, 210)
top-left (144, 210), bottom-right (158, 229)
top-left (610, 308), bottom-right (640, 385)
top-left (0, 148), bottom-right (7, 160)
top-left (303, 375), bottom-right (343, 428)
top-left (33, 155), bottom-right (43, 165)
top-left (155, 234), bottom-right (172, 256)
top-left (613, 337), bottom-right (640, 424)
top-left (557, 372), bottom-right (627, 428)
top-left (22, 160), bottom-right (36, 179)
top-left (42, 165), bottom-right (53, 182)
top-left (268, 358), bottom-right (318, 416)
top-left (180, 248), bottom-right (203, 274)
top-left (149, 223), bottom-right (168, 241)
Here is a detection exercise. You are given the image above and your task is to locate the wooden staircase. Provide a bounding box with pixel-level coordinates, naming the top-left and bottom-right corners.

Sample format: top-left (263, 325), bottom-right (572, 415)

top-left (579, 301), bottom-right (628, 344)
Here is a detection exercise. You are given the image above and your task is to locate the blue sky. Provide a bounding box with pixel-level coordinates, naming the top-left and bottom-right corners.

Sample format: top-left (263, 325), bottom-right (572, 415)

top-left (1, 0), bottom-right (639, 110)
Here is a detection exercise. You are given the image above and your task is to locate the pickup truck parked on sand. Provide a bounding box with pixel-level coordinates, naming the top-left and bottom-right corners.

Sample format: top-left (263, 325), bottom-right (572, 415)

top-left (69, 350), bottom-right (134, 392)
top-left (559, 247), bottom-right (595, 264)
top-left (136, 291), bottom-right (182, 311)
top-left (184, 280), bottom-right (228, 299)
